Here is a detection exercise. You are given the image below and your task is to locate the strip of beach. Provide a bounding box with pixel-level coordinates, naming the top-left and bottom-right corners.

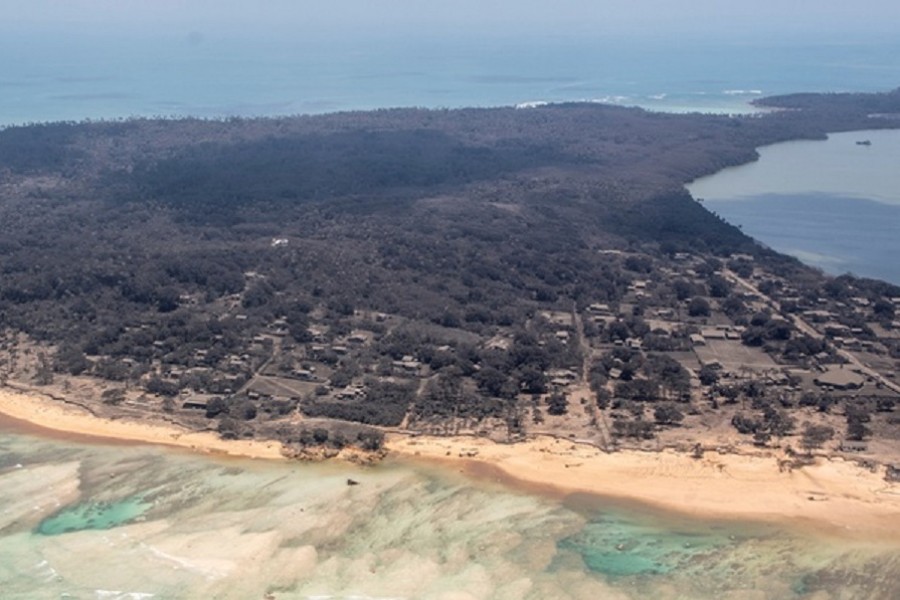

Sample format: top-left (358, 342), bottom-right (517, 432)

top-left (0, 386), bottom-right (284, 460)
top-left (2, 386), bottom-right (899, 540)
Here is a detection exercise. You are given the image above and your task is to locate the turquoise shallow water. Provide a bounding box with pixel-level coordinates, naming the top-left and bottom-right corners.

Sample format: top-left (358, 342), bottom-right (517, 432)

top-left (36, 496), bottom-right (153, 536)
top-left (1, 420), bottom-right (898, 599)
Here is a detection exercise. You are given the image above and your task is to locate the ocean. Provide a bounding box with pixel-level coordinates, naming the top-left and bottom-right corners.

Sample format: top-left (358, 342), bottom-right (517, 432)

top-left (2, 31), bottom-right (900, 125)
top-left (2, 419), bottom-right (899, 600)
top-left (3, 29), bottom-right (900, 598)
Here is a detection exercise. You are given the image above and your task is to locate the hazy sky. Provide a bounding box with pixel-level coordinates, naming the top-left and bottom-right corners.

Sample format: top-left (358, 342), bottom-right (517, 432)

top-left (7, 0), bottom-right (900, 39)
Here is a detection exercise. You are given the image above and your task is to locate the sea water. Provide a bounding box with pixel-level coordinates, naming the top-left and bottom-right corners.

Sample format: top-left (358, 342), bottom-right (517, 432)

top-left (1, 420), bottom-right (899, 600)
top-left (2, 30), bottom-right (900, 125)
top-left (688, 129), bottom-right (900, 285)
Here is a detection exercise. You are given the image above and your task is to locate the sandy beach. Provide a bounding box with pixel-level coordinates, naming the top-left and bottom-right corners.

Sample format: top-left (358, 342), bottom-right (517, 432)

top-left (386, 434), bottom-right (900, 540)
top-left (0, 387), bottom-right (285, 460)
top-left (3, 386), bottom-right (899, 539)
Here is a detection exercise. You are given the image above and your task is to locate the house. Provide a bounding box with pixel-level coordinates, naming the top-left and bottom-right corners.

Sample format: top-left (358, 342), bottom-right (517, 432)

top-left (182, 399), bottom-right (209, 411)
top-left (814, 367), bottom-right (865, 391)
top-left (293, 369), bottom-right (315, 381)
top-left (690, 333), bottom-right (706, 346)
top-left (393, 356), bottom-right (421, 374)
top-left (840, 440), bottom-right (869, 453)
top-left (700, 328), bottom-right (727, 340)
top-left (547, 368), bottom-right (578, 382)
top-left (347, 333), bottom-right (368, 345)
top-left (336, 386), bottom-right (366, 400)
top-left (588, 303), bottom-right (612, 316)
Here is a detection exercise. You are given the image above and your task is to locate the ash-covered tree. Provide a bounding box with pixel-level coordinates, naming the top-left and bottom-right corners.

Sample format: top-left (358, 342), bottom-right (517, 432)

top-left (688, 296), bottom-right (710, 317)
top-left (653, 403), bottom-right (684, 426)
top-left (546, 391), bottom-right (569, 416)
top-left (800, 423), bottom-right (834, 455)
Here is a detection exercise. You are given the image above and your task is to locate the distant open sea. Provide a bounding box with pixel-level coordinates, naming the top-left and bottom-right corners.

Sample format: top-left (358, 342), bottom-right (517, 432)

top-left (2, 31), bottom-right (900, 124)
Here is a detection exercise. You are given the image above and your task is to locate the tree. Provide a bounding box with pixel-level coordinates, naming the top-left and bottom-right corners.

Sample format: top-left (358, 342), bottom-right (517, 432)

top-left (800, 423), bottom-right (834, 455)
top-left (475, 366), bottom-right (509, 398)
top-left (546, 392), bottom-right (569, 416)
top-left (356, 429), bottom-right (385, 451)
top-left (653, 403), bottom-right (684, 426)
top-left (873, 299), bottom-right (895, 320)
top-left (707, 275), bottom-right (731, 298)
top-left (698, 365), bottom-right (719, 386)
top-left (688, 296), bottom-right (710, 317)
top-left (846, 419), bottom-right (871, 442)
top-left (34, 353), bottom-right (54, 386)
top-left (672, 279), bottom-right (694, 301)
top-left (101, 388), bottom-right (126, 405)
top-left (205, 396), bottom-right (227, 418)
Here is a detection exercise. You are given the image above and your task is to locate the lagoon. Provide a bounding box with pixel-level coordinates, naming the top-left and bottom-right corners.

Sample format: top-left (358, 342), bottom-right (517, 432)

top-left (688, 129), bottom-right (900, 285)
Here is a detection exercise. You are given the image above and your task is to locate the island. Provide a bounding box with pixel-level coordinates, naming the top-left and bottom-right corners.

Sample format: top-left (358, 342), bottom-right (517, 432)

top-left (2, 88), bottom-right (900, 532)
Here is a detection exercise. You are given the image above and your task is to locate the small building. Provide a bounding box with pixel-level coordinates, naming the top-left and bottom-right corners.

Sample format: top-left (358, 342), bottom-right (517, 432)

top-left (393, 356), bottom-right (421, 374)
top-left (547, 368), bottom-right (578, 382)
top-left (690, 333), bottom-right (706, 346)
top-left (700, 328), bottom-right (727, 340)
top-left (182, 399), bottom-right (209, 411)
top-left (293, 369), bottom-right (315, 381)
top-left (588, 303), bottom-right (612, 316)
top-left (814, 367), bottom-right (865, 391)
top-left (840, 440), bottom-right (869, 453)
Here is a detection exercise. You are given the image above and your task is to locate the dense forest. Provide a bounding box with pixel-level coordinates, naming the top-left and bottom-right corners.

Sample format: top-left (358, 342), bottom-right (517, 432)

top-left (2, 88), bottom-right (900, 455)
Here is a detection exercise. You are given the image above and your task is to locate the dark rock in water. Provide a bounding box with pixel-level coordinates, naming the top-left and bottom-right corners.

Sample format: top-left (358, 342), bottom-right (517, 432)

top-left (856, 140), bottom-right (872, 145)
top-left (347, 478), bottom-right (359, 486)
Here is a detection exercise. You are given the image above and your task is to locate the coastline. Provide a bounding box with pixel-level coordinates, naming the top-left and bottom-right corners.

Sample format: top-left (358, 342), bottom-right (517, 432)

top-left (0, 386), bottom-right (285, 460)
top-left (3, 386), bottom-right (900, 540)
top-left (385, 434), bottom-right (900, 541)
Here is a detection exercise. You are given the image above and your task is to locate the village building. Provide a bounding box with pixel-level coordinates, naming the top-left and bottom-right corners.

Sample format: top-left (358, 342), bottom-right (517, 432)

top-left (814, 367), bottom-right (866, 391)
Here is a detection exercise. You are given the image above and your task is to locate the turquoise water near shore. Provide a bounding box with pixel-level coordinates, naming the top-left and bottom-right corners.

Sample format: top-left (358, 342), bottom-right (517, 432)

top-left (688, 129), bottom-right (900, 285)
top-left (2, 421), bottom-right (899, 600)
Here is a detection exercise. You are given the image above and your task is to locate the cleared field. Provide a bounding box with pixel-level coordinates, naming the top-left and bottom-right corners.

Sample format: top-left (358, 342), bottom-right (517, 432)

top-left (693, 340), bottom-right (776, 372)
top-left (249, 376), bottom-right (320, 399)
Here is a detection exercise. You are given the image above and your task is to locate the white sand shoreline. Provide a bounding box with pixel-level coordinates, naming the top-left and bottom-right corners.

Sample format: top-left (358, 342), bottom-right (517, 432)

top-left (0, 386), bottom-right (285, 460)
top-left (3, 386), bottom-right (899, 540)
top-left (385, 434), bottom-right (900, 541)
